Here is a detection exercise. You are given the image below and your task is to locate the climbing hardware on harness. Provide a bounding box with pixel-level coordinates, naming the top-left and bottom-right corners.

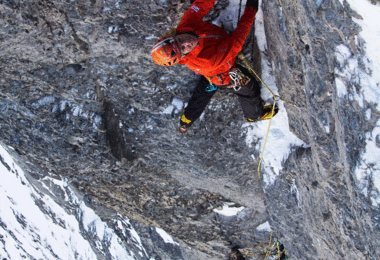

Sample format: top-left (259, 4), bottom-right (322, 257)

top-left (206, 84), bottom-right (218, 92)
top-left (228, 68), bottom-right (251, 91)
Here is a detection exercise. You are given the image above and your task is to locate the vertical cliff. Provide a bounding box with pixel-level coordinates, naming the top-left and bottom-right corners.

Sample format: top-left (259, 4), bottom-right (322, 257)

top-left (0, 0), bottom-right (379, 259)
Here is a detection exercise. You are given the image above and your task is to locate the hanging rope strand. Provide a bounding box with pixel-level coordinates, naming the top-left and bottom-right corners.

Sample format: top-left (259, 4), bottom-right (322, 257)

top-left (237, 53), bottom-right (277, 179)
top-left (263, 231), bottom-right (274, 260)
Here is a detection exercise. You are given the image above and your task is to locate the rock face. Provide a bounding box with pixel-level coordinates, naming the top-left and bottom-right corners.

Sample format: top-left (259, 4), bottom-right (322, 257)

top-left (1, 144), bottom-right (199, 260)
top-left (262, 0), bottom-right (380, 259)
top-left (0, 0), bottom-right (379, 259)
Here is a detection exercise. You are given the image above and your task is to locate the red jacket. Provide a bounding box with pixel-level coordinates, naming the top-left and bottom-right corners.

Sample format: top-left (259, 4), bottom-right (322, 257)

top-left (177, 0), bottom-right (257, 86)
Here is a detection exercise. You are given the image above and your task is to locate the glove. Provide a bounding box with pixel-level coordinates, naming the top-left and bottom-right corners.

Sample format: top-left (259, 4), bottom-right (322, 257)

top-left (246, 0), bottom-right (259, 10)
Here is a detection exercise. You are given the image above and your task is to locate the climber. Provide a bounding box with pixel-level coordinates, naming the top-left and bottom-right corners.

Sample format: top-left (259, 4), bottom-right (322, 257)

top-left (151, 0), bottom-right (278, 133)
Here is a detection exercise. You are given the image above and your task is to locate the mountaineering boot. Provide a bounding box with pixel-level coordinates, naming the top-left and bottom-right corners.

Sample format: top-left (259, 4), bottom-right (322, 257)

top-left (178, 113), bottom-right (192, 133)
top-left (179, 125), bottom-right (188, 133)
top-left (261, 103), bottom-right (279, 120)
top-left (247, 104), bottom-right (279, 122)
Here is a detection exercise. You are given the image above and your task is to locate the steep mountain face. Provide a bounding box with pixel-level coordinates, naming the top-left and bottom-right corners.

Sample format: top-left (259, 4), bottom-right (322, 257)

top-left (262, 0), bottom-right (380, 259)
top-left (0, 0), bottom-right (379, 259)
top-left (1, 144), bottom-right (210, 260)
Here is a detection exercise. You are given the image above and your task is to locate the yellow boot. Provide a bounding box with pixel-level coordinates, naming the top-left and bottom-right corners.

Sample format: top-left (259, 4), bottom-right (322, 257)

top-left (247, 104), bottom-right (279, 122)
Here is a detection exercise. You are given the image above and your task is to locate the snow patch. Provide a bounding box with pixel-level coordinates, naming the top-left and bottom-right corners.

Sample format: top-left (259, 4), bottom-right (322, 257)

top-left (243, 109), bottom-right (308, 186)
top-left (161, 97), bottom-right (184, 115)
top-left (72, 105), bottom-right (83, 116)
top-left (32, 96), bottom-right (56, 108)
top-left (0, 145), bottom-right (98, 260)
top-left (172, 97), bottom-right (184, 111)
top-left (335, 44), bottom-right (351, 65)
top-left (0, 144), bottom-right (146, 259)
top-left (355, 123), bottom-right (380, 206)
top-left (344, 0), bottom-right (380, 207)
top-left (256, 221), bottom-right (272, 232)
top-left (213, 202), bottom-right (245, 216)
top-left (166, 83), bottom-right (178, 91)
top-left (324, 125), bottom-right (330, 134)
top-left (161, 104), bottom-right (175, 115)
top-left (365, 108), bottom-right (371, 120)
top-left (335, 77), bottom-right (348, 98)
top-left (155, 227), bottom-right (180, 246)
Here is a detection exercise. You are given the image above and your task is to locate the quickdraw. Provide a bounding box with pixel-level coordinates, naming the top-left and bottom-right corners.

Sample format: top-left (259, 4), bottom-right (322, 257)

top-left (206, 84), bottom-right (218, 92)
top-left (205, 76), bottom-right (218, 92)
top-left (228, 68), bottom-right (251, 91)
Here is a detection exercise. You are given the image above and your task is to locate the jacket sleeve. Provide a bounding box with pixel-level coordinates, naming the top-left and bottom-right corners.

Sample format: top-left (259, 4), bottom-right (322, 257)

top-left (177, 0), bottom-right (218, 30)
top-left (211, 6), bottom-right (257, 67)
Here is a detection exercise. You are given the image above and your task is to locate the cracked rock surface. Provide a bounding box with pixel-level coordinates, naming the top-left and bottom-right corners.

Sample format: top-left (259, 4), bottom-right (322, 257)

top-left (0, 0), bottom-right (379, 259)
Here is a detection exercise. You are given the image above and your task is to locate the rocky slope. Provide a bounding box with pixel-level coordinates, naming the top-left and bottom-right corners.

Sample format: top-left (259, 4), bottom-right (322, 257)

top-left (262, 0), bottom-right (380, 259)
top-left (0, 0), bottom-right (379, 259)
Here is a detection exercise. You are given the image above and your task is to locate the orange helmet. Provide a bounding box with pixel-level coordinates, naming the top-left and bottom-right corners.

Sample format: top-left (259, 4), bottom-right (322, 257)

top-left (151, 36), bottom-right (181, 66)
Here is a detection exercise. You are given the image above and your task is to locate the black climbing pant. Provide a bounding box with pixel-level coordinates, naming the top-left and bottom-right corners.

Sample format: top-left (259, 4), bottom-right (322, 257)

top-left (180, 64), bottom-right (264, 128)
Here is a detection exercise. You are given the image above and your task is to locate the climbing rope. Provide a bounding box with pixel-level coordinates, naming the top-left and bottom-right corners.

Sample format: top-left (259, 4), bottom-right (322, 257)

top-left (237, 53), bottom-right (277, 179)
top-left (263, 231), bottom-right (274, 260)
top-left (276, 242), bottom-right (287, 259)
top-left (245, 230), bottom-right (289, 259)
top-left (233, 5), bottom-right (290, 259)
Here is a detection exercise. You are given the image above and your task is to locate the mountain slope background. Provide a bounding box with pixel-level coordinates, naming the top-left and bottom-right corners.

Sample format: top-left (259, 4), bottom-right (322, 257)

top-left (1, 0), bottom-right (379, 259)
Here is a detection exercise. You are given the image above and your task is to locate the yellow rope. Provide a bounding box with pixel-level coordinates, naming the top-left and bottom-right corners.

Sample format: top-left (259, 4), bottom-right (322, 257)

top-left (277, 241), bottom-right (285, 259)
top-left (263, 231), bottom-right (273, 260)
top-left (237, 53), bottom-right (277, 179)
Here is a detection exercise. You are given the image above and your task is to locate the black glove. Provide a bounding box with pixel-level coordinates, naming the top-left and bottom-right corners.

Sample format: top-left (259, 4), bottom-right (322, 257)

top-left (246, 0), bottom-right (259, 10)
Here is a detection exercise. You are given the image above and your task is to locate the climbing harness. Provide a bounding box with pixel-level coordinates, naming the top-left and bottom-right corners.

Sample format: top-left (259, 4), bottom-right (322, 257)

top-left (205, 68), bottom-right (251, 92)
top-left (237, 53), bottom-right (277, 179)
top-left (228, 68), bottom-right (251, 91)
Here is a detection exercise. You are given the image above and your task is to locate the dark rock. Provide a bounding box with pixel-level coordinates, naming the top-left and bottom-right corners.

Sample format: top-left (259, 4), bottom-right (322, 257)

top-left (0, 0), bottom-right (379, 259)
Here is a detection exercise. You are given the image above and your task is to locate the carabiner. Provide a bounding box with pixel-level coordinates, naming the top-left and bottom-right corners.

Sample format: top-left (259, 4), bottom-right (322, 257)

top-left (206, 84), bottom-right (218, 92)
